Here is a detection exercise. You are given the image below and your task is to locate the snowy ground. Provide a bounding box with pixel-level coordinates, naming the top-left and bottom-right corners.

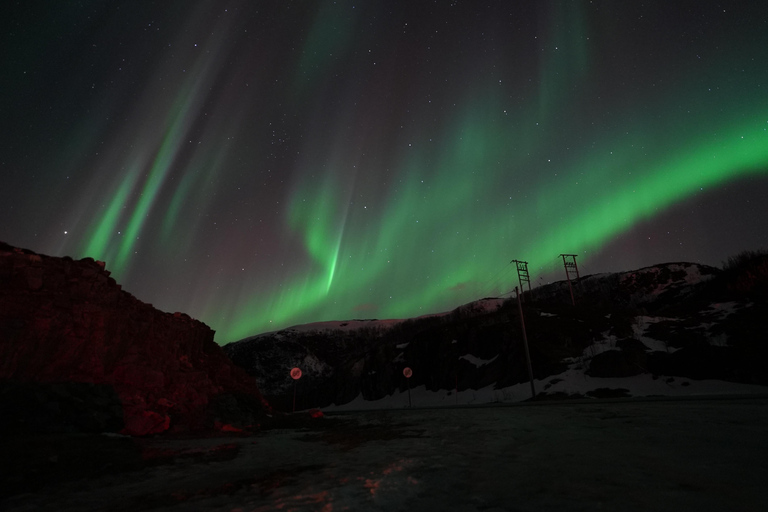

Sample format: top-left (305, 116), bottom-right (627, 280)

top-left (322, 372), bottom-right (768, 412)
top-left (3, 396), bottom-right (767, 512)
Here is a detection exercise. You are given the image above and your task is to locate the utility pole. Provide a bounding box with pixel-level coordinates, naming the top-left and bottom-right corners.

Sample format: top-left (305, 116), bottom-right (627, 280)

top-left (516, 286), bottom-right (536, 399)
top-left (511, 259), bottom-right (531, 301)
top-left (560, 254), bottom-right (580, 306)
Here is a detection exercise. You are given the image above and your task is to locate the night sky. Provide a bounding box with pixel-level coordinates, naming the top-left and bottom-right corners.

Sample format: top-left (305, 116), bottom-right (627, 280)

top-left (2, 1), bottom-right (767, 344)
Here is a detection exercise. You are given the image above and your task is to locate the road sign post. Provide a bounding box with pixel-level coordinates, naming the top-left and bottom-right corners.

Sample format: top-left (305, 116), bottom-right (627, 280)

top-left (290, 367), bottom-right (302, 412)
top-left (403, 367), bottom-right (413, 408)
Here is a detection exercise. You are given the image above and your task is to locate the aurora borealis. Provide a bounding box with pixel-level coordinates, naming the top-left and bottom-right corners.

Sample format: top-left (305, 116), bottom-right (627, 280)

top-left (2, 1), bottom-right (767, 344)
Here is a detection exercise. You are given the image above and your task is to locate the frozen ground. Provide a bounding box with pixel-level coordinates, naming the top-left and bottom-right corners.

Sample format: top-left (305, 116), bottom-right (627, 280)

top-left (3, 396), bottom-right (767, 512)
top-left (321, 372), bottom-right (768, 412)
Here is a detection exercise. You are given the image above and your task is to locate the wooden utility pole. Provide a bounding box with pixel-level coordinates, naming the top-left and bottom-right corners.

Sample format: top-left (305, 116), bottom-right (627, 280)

top-left (516, 286), bottom-right (536, 399)
top-left (560, 254), bottom-right (580, 306)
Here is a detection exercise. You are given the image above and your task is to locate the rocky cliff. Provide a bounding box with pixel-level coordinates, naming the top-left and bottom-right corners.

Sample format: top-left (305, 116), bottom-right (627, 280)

top-left (0, 242), bottom-right (269, 435)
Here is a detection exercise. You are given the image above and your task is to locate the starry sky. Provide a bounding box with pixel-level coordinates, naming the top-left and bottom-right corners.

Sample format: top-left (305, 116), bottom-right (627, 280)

top-left (2, 1), bottom-right (767, 344)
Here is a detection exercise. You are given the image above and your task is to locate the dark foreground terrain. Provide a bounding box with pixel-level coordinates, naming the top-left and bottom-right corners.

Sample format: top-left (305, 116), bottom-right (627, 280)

top-left (2, 397), bottom-right (767, 512)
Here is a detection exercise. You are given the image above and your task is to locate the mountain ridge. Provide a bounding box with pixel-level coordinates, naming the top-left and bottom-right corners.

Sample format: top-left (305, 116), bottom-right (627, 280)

top-left (224, 258), bottom-right (768, 411)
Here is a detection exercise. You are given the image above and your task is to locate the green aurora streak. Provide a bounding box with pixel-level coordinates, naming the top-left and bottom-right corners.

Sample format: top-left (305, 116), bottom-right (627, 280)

top-left (45, 1), bottom-right (767, 344)
top-left (215, 109), bottom-right (767, 343)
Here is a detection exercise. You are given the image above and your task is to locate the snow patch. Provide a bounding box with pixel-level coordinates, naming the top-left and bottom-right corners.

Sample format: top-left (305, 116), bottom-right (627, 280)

top-left (632, 316), bottom-right (679, 353)
top-left (459, 354), bottom-right (498, 368)
top-left (321, 375), bottom-right (768, 412)
top-left (301, 353), bottom-right (330, 376)
top-left (705, 301), bottom-right (742, 318)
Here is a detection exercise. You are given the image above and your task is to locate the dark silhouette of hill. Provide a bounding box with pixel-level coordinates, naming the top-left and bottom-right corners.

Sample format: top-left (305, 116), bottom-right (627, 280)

top-left (225, 254), bottom-right (768, 411)
top-left (0, 241), bottom-right (270, 436)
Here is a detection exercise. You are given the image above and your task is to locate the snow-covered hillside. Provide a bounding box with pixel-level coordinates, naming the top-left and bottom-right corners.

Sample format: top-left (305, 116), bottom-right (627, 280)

top-left (224, 261), bottom-right (768, 411)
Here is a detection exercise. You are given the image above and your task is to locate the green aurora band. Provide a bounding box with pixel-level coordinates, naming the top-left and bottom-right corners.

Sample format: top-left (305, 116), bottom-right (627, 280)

top-left (213, 106), bottom-right (767, 343)
top-left (38, 1), bottom-right (765, 344)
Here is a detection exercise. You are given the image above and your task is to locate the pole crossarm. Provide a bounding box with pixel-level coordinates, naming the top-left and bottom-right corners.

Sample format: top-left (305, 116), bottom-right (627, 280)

top-left (559, 254), bottom-right (580, 305)
top-left (560, 254), bottom-right (581, 280)
top-left (511, 259), bottom-right (532, 294)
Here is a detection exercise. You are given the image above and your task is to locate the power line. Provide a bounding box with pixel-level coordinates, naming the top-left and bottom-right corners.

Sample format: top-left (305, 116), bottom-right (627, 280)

top-left (477, 260), bottom-right (516, 298)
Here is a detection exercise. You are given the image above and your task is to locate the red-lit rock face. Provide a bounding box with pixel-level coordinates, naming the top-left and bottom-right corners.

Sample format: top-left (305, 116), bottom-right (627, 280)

top-left (0, 242), bottom-right (269, 435)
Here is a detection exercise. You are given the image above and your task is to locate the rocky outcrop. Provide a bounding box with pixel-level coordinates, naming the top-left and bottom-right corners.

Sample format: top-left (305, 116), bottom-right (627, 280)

top-left (0, 242), bottom-right (269, 435)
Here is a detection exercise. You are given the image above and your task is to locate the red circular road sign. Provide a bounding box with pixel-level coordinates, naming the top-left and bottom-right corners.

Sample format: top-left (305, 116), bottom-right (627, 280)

top-left (403, 367), bottom-right (413, 378)
top-left (290, 367), bottom-right (302, 380)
